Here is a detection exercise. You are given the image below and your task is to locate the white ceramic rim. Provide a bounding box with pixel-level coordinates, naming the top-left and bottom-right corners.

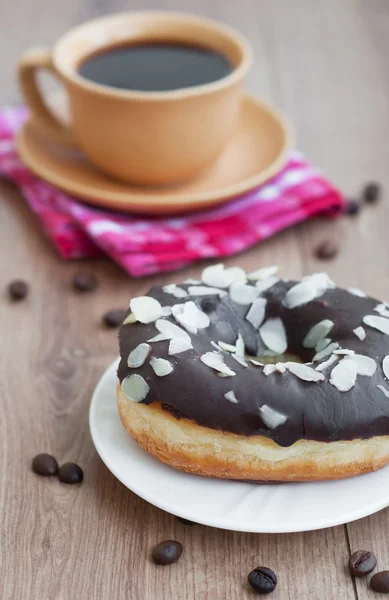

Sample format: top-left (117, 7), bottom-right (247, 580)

top-left (89, 359), bottom-right (389, 533)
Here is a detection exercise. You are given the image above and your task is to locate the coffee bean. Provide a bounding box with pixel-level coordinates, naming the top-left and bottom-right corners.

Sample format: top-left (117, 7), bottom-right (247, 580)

top-left (73, 272), bottom-right (98, 292)
top-left (176, 516), bottom-right (196, 526)
top-left (363, 182), bottom-right (381, 204)
top-left (58, 463), bottom-right (84, 484)
top-left (371, 571), bottom-right (389, 593)
top-left (152, 540), bottom-right (183, 565)
top-left (346, 199), bottom-right (361, 216)
top-left (315, 240), bottom-right (339, 260)
top-left (8, 280), bottom-right (29, 301)
top-left (32, 453), bottom-right (58, 476)
top-left (248, 567), bottom-right (277, 594)
top-left (103, 309), bottom-right (127, 328)
top-left (348, 550), bottom-right (377, 577)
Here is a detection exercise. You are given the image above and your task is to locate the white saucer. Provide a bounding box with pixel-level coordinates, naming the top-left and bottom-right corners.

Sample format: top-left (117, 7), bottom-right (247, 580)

top-left (90, 359), bottom-right (389, 533)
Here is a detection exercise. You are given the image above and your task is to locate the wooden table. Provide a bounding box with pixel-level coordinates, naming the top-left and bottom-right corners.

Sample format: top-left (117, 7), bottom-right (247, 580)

top-left (1, 1), bottom-right (389, 598)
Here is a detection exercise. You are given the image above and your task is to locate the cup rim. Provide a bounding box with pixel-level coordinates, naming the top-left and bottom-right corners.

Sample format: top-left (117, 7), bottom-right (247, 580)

top-left (53, 11), bottom-right (253, 101)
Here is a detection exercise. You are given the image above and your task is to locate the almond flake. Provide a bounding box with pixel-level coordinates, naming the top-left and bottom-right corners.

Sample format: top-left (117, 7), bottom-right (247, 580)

top-left (154, 319), bottom-right (193, 354)
top-left (285, 362), bottom-right (325, 382)
top-left (127, 343), bottom-right (151, 368)
top-left (155, 319), bottom-right (191, 341)
top-left (231, 354), bottom-right (248, 367)
top-left (246, 298), bottom-right (267, 329)
top-left (148, 333), bottom-right (170, 343)
top-left (150, 357), bottom-right (173, 377)
top-left (171, 301), bottom-right (210, 334)
top-left (263, 364), bottom-right (277, 375)
top-left (211, 341), bottom-right (221, 351)
top-left (200, 352), bottom-right (236, 376)
top-left (377, 384), bottom-right (389, 398)
top-left (315, 354), bottom-right (338, 372)
top-left (303, 319), bottom-right (334, 348)
top-left (235, 333), bottom-right (245, 357)
top-left (250, 359), bottom-right (265, 366)
top-left (348, 287), bottom-right (367, 298)
top-left (121, 374), bottom-right (149, 402)
top-left (122, 313), bottom-right (137, 325)
top-left (275, 362), bottom-right (286, 373)
top-left (168, 337), bottom-right (193, 355)
top-left (345, 354), bottom-right (376, 376)
top-left (218, 341), bottom-right (237, 353)
top-left (255, 277), bottom-right (280, 295)
top-left (229, 282), bottom-right (259, 306)
top-left (329, 359), bottom-right (357, 392)
top-left (315, 338), bottom-right (332, 353)
top-left (129, 296), bottom-right (163, 324)
top-left (258, 405), bottom-right (287, 428)
top-left (259, 318), bottom-right (287, 355)
top-left (283, 273), bottom-right (335, 309)
top-left (375, 303), bottom-right (387, 313)
top-left (188, 286), bottom-right (227, 297)
top-left (353, 326), bottom-right (366, 341)
top-left (247, 265), bottom-right (278, 281)
top-left (313, 342), bottom-right (340, 361)
top-left (284, 279), bottom-right (318, 309)
top-left (183, 279), bottom-right (201, 285)
top-left (162, 306), bottom-right (173, 317)
top-left (334, 349), bottom-right (355, 356)
top-left (162, 284), bottom-right (188, 299)
top-left (224, 391), bottom-right (238, 403)
top-left (374, 304), bottom-right (389, 318)
top-left (383, 356), bottom-right (389, 380)
top-left (202, 263), bottom-right (246, 289)
top-left (363, 315), bottom-right (389, 335)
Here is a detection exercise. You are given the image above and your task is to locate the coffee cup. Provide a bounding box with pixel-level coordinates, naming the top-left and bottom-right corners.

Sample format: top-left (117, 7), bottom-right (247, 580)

top-left (18, 11), bottom-right (252, 186)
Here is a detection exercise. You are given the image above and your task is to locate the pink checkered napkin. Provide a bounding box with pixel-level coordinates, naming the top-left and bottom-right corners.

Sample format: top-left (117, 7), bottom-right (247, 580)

top-left (0, 106), bottom-right (345, 277)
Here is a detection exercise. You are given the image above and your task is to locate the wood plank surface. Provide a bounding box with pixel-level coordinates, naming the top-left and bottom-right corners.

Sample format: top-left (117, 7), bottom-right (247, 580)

top-left (0, 1), bottom-right (388, 599)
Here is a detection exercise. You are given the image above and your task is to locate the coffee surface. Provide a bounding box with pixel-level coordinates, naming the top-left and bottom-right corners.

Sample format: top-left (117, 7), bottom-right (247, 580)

top-left (78, 42), bottom-right (233, 91)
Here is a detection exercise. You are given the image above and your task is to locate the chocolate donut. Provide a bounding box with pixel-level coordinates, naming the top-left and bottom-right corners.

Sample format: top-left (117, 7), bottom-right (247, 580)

top-left (117, 264), bottom-right (389, 481)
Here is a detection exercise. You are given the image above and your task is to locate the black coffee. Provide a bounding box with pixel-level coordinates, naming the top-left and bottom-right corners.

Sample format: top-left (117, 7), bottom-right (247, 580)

top-left (78, 42), bottom-right (233, 92)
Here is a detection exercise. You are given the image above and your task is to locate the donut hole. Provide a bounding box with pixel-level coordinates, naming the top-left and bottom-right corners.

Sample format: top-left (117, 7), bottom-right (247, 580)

top-left (254, 352), bottom-right (304, 365)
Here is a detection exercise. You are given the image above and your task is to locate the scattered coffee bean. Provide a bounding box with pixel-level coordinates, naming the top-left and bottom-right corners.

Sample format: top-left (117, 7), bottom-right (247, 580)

top-left (248, 567), bottom-right (277, 595)
top-left (58, 462), bottom-right (84, 484)
top-left (8, 280), bottom-right (29, 301)
top-left (348, 550), bottom-right (377, 577)
top-left (73, 272), bottom-right (98, 292)
top-left (315, 240), bottom-right (339, 260)
top-left (176, 516), bottom-right (196, 526)
top-left (32, 453), bottom-right (59, 476)
top-left (152, 540), bottom-right (183, 565)
top-left (371, 571), bottom-right (389, 593)
top-left (363, 182), bottom-right (381, 204)
top-left (103, 309), bottom-right (127, 328)
top-left (346, 199), bottom-right (361, 216)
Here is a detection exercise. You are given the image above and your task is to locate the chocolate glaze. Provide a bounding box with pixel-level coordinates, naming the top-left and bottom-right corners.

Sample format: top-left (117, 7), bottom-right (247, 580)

top-left (118, 280), bottom-right (389, 447)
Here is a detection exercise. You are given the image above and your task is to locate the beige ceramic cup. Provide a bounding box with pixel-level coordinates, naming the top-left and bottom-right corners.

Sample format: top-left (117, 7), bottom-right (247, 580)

top-left (18, 11), bottom-right (252, 186)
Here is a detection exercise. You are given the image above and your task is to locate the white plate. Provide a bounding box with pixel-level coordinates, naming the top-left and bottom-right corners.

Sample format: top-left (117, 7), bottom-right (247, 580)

top-left (89, 359), bottom-right (389, 533)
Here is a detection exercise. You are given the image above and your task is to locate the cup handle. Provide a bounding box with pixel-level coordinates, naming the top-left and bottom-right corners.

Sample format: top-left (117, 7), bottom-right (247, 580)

top-left (18, 47), bottom-right (75, 146)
